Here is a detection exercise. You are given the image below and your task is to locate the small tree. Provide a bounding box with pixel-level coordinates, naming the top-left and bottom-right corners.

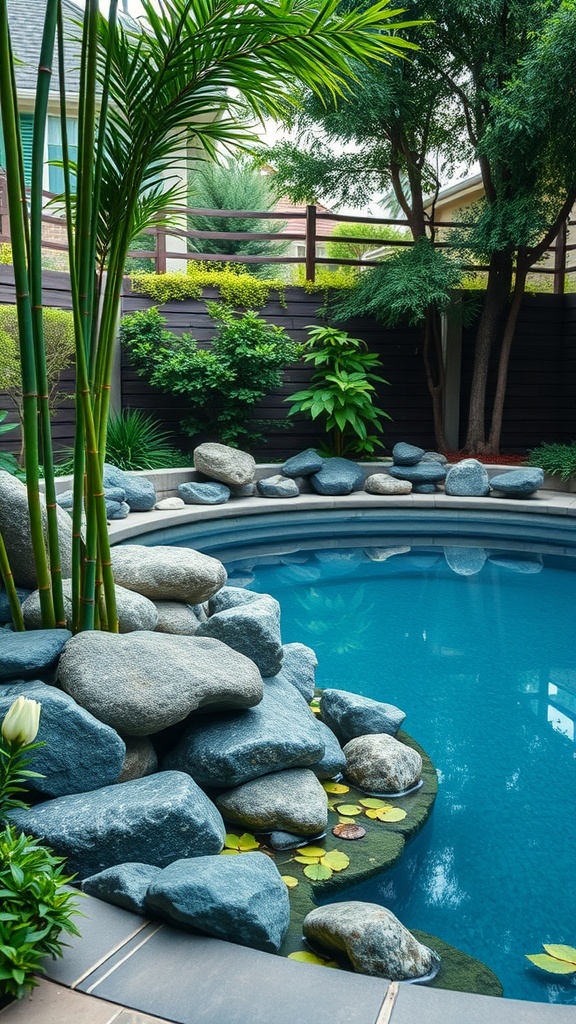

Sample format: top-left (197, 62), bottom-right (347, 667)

top-left (326, 222), bottom-right (410, 275)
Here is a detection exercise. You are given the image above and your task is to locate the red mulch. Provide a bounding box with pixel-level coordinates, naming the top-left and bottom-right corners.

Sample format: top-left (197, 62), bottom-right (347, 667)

top-left (442, 451), bottom-right (528, 465)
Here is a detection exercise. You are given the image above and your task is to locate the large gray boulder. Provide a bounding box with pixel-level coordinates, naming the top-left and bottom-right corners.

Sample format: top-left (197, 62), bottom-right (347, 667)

top-left (343, 734), bottom-right (422, 794)
top-left (0, 471), bottom-right (73, 589)
top-left (281, 449), bottom-right (323, 478)
top-left (103, 464), bottom-right (156, 512)
top-left (215, 767), bottom-right (328, 836)
top-left (0, 680), bottom-right (125, 796)
top-left (310, 458), bottom-right (365, 496)
top-left (321, 689), bottom-right (405, 744)
top-left (111, 544), bottom-right (226, 604)
top-left (387, 462), bottom-right (446, 484)
top-left (22, 579), bottom-right (158, 633)
top-left (392, 442), bottom-right (425, 466)
top-left (272, 642), bottom-right (318, 701)
top-left (489, 467), bottom-right (544, 497)
top-left (303, 902), bottom-right (441, 980)
top-left (82, 862), bottom-right (162, 914)
top-left (57, 631), bottom-right (263, 737)
top-left (0, 629), bottom-right (71, 683)
top-left (162, 675), bottom-right (325, 788)
top-left (153, 601), bottom-right (201, 635)
top-left (8, 771), bottom-right (226, 878)
top-left (193, 443), bottom-right (255, 487)
top-left (177, 481), bottom-right (230, 505)
top-left (208, 586), bottom-right (260, 614)
top-left (444, 459), bottom-right (490, 497)
top-left (146, 853), bottom-right (290, 953)
top-left (197, 593), bottom-right (283, 678)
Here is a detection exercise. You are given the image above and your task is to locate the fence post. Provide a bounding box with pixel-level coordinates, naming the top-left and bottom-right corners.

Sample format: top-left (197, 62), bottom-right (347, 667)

top-left (156, 225), bottom-right (167, 274)
top-left (305, 204), bottom-right (316, 282)
top-left (553, 219), bottom-right (567, 295)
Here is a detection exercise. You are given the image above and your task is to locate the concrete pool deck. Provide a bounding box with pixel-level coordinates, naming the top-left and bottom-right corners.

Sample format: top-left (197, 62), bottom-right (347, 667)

top-left (6, 471), bottom-right (576, 1022)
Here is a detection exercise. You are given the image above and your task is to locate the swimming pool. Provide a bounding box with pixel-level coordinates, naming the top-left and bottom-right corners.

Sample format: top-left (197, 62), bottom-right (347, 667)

top-left (144, 511), bottom-right (576, 1005)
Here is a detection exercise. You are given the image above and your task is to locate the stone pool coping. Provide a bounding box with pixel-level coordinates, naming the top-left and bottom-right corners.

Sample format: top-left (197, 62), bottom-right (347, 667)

top-left (15, 468), bottom-right (576, 1023)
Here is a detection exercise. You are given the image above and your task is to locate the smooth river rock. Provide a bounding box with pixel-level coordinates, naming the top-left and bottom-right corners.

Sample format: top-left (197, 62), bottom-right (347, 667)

top-left (193, 443), bottom-right (255, 487)
top-left (8, 771), bottom-right (226, 878)
top-left (0, 471), bottom-right (73, 589)
top-left (57, 631), bottom-right (263, 736)
top-left (0, 680), bottom-right (125, 796)
top-left (303, 902), bottom-right (441, 980)
top-left (321, 689), bottom-right (406, 744)
top-left (196, 593), bottom-right (283, 678)
top-left (444, 459), bottom-right (490, 497)
top-left (118, 737), bottom-right (158, 782)
top-left (103, 464), bottom-right (156, 512)
top-left (146, 853), bottom-right (290, 953)
top-left (272, 642), bottom-right (318, 701)
top-left (387, 462), bottom-right (446, 484)
top-left (0, 628), bottom-right (72, 683)
top-left (489, 467), bottom-right (544, 497)
top-left (312, 720), bottom-right (347, 780)
top-left (82, 863), bottom-right (162, 915)
top-left (215, 767), bottom-right (328, 836)
top-left (163, 675), bottom-right (324, 787)
top-left (111, 544), bottom-right (226, 604)
top-left (364, 474), bottom-right (412, 495)
top-left (22, 579), bottom-right (158, 633)
top-left (392, 442), bottom-right (425, 466)
top-left (343, 734), bottom-right (422, 794)
top-left (281, 449), bottom-right (323, 478)
top-left (177, 481), bottom-right (231, 505)
top-left (310, 458), bottom-right (365, 495)
top-left (153, 601), bottom-right (201, 635)
top-left (257, 475), bottom-right (300, 498)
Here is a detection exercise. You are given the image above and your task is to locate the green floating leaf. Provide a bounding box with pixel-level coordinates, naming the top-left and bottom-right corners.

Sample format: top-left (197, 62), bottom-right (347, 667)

top-left (335, 804), bottom-right (363, 816)
top-left (338, 817), bottom-right (356, 825)
top-left (237, 833), bottom-right (260, 851)
top-left (322, 782), bottom-right (350, 794)
top-left (543, 945), bottom-right (576, 966)
top-left (293, 855), bottom-right (319, 865)
top-left (281, 876), bottom-right (299, 889)
top-left (365, 806), bottom-right (407, 822)
top-left (296, 846), bottom-right (326, 858)
top-left (303, 862), bottom-right (333, 881)
top-left (287, 951), bottom-right (339, 968)
top-left (359, 798), bottom-right (389, 809)
top-left (224, 833), bottom-right (241, 848)
top-left (220, 848), bottom-right (241, 855)
top-left (321, 850), bottom-right (350, 872)
top-left (526, 954), bottom-right (576, 974)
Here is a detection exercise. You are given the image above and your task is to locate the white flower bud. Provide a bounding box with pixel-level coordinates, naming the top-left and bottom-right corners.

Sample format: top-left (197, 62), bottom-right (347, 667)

top-left (1, 697), bottom-right (42, 747)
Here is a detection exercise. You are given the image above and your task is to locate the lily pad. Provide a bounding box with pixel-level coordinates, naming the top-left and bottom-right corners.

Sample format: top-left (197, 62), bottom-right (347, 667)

top-left (322, 849), bottom-right (350, 872)
top-left (543, 945), bottom-right (576, 965)
top-left (365, 806), bottom-right (407, 822)
top-left (526, 954), bottom-right (576, 974)
top-left (303, 862), bottom-right (333, 881)
top-left (322, 782), bottom-right (350, 794)
top-left (293, 855), bottom-right (320, 865)
top-left (335, 804), bottom-right (363, 816)
top-left (296, 846), bottom-right (327, 858)
top-left (359, 798), bottom-right (389, 809)
top-left (281, 875), bottom-right (299, 889)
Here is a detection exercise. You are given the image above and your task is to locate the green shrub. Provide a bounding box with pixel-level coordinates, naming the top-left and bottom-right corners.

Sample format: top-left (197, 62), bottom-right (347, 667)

top-left (120, 303), bottom-right (301, 449)
top-left (105, 409), bottom-right (184, 471)
top-left (526, 441), bottom-right (576, 481)
top-left (131, 263), bottom-right (286, 308)
top-left (0, 306), bottom-right (75, 431)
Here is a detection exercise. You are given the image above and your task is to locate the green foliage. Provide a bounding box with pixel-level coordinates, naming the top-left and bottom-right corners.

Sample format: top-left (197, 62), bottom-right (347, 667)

top-left (526, 945), bottom-right (576, 975)
top-left (125, 232), bottom-right (156, 275)
top-left (0, 410), bottom-right (23, 478)
top-left (526, 442), bottom-right (576, 481)
top-left (291, 266), bottom-right (356, 292)
top-left (0, 825), bottom-right (83, 999)
top-left (286, 324), bottom-right (390, 457)
top-left (0, 244), bottom-right (12, 265)
top-left (330, 238), bottom-right (463, 327)
top-left (120, 303), bottom-right (301, 449)
top-left (131, 266), bottom-right (287, 308)
top-left (188, 157), bottom-right (289, 278)
top-left (105, 409), bottom-right (183, 472)
top-left (0, 306), bottom-right (75, 416)
top-left (325, 222), bottom-right (410, 273)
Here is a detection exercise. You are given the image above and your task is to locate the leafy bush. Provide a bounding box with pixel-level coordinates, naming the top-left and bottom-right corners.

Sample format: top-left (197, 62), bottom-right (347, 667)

top-left (526, 441), bottom-right (576, 481)
top-left (105, 409), bottom-right (183, 471)
top-left (0, 244), bottom-right (12, 264)
top-left (120, 303), bottom-right (301, 449)
top-left (0, 410), bottom-right (24, 478)
top-left (286, 325), bottom-right (390, 456)
top-left (131, 264), bottom-right (286, 308)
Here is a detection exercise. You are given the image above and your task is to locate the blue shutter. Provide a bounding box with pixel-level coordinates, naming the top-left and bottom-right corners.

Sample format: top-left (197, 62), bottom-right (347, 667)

top-left (19, 114), bottom-right (34, 190)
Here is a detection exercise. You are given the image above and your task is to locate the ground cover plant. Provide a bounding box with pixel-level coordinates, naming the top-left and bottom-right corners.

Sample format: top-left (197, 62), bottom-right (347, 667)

top-left (527, 442), bottom-right (576, 482)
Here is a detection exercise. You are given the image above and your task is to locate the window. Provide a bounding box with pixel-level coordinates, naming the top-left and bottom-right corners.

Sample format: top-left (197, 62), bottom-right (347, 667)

top-left (0, 113), bottom-right (34, 187)
top-left (47, 116), bottom-right (78, 194)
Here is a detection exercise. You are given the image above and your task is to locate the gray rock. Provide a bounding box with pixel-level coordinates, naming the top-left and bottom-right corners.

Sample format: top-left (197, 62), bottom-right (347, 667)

top-left (321, 689), bottom-right (405, 744)
top-left (365, 474), bottom-right (412, 495)
top-left (343, 734), bottom-right (422, 794)
top-left (111, 544), bottom-right (226, 604)
top-left (118, 736), bottom-right (158, 782)
top-left (177, 482), bottom-right (231, 505)
top-left (392, 442), bottom-right (425, 466)
top-left (412, 483), bottom-right (437, 494)
top-left (208, 586), bottom-right (260, 614)
top-left (489, 467), bottom-right (544, 497)
top-left (272, 642), bottom-right (318, 701)
top-left (155, 497), bottom-right (186, 510)
top-left (0, 628), bottom-right (71, 682)
top-left (444, 459), bottom-right (490, 497)
top-left (421, 451), bottom-right (448, 465)
top-left (82, 863), bottom-right (162, 914)
top-left (0, 680), bottom-right (125, 796)
top-left (0, 585), bottom-right (31, 626)
top-left (257, 475), bottom-right (300, 498)
top-left (229, 482), bottom-right (256, 497)
top-left (153, 601), bottom-right (200, 635)
top-left (303, 902), bottom-right (441, 980)
top-left (268, 830), bottom-right (322, 851)
top-left (162, 676), bottom-right (325, 788)
top-left (310, 458), bottom-right (365, 496)
top-left (146, 852), bottom-right (290, 953)
top-left (444, 545), bottom-right (487, 576)
top-left (197, 593), bottom-right (283, 678)
top-left (282, 449), bottom-right (323, 478)
top-left (311, 721), bottom-right (346, 780)
top-left (103, 464), bottom-right (156, 512)
top-left (22, 580), bottom-right (158, 634)
top-left (387, 463), bottom-right (446, 484)
top-left (193, 443), bottom-right (255, 487)
top-left (215, 768), bottom-right (328, 836)
top-left (8, 771), bottom-right (226, 878)
top-left (106, 500), bottom-right (130, 520)
top-left (0, 471), bottom-right (73, 589)
top-left (57, 631), bottom-right (263, 737)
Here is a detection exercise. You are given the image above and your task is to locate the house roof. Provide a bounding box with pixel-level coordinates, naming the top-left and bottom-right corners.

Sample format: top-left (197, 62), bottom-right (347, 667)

top-left (7, 0), bottom-right (83, 94)
top-left (273, 197), bottom-right (336, 239)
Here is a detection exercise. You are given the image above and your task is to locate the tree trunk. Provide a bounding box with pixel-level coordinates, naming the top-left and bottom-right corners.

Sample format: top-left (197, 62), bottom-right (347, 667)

top-left (422, 307), bottom-right (449, 451)
top-left (463, 248), bottom-right (513, 453)
top-left (485, 259), bottom-right (529, 453)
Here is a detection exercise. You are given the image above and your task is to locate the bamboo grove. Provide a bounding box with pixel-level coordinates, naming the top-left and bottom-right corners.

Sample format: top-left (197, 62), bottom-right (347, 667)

top-left (0, 0), bottom-right (421, 633)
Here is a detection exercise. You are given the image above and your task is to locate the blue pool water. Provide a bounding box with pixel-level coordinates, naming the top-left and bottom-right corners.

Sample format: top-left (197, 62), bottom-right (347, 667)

top-left (153, 514), bottom-right (576, 1004)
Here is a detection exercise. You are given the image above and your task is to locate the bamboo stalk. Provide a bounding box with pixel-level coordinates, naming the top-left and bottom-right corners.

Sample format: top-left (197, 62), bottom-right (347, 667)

top-left (0, 530), bottom-right (25, 631)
